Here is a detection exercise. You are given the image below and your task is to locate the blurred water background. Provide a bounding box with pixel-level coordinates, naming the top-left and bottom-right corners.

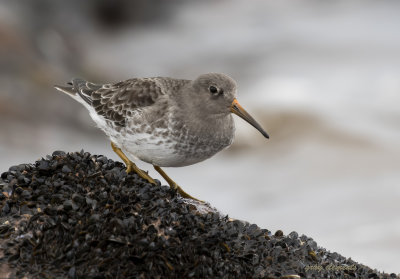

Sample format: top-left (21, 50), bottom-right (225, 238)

top-left (1, 0), bottom-right (399, 273)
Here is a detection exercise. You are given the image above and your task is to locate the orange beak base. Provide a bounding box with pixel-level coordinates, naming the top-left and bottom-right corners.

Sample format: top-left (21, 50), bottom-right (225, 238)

top-left (230, 99), bottom-right (269, 139)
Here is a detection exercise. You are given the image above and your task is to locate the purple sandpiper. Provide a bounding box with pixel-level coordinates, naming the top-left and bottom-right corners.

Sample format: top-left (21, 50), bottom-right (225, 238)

top-left (55, 73), bottom-right (268, 201)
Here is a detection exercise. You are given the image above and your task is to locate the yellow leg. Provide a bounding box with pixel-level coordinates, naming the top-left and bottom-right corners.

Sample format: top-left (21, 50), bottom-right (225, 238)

top-left (111, 142), bottom-right (155, 184)
top-left (153, 165), bottom-right (203, 202)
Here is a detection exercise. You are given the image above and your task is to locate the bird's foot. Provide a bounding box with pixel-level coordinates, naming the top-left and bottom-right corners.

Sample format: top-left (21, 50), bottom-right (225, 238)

top-left (170, 182), bottom-right (204, 203)
top-left (152, 165), bottom-right (204, 202)
top-left (126, 163), bottom-right (156, 185)
top-left (110, 142), bottom-right (156, 185)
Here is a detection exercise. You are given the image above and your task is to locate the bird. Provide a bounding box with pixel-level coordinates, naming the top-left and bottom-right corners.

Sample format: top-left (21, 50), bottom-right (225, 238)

top-left (55, 73), bottom-right (269, 201)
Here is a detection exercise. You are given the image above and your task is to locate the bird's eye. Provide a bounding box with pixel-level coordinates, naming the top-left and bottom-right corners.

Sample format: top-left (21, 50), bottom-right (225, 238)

top-left (209, 86), bottom-right (218, 94)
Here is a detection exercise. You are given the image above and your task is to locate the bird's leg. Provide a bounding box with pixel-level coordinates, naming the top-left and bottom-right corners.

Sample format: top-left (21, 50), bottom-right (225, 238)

top-left (153, 165), bottom-right (203, 202)
top-left (111, 142), bottom-right (155, 184)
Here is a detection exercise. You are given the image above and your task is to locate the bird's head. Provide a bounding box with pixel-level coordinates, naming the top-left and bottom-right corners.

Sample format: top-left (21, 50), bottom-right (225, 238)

top-left (191, 73), bottom-right (269, 139)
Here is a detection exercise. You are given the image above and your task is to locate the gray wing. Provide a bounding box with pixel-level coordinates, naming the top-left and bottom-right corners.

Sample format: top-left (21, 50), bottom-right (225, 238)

top-left (56, 78), bottom-right (164, 127)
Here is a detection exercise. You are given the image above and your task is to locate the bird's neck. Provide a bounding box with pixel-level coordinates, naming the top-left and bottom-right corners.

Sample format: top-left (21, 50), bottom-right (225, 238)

top-left (176, 108), bottom-right (234, 140)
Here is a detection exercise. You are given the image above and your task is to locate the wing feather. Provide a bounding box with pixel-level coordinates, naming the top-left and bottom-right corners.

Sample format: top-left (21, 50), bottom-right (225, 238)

top-left (56, 77), bottom-right (185, 128)
top-left (91, 78), bottom-right (164, 127)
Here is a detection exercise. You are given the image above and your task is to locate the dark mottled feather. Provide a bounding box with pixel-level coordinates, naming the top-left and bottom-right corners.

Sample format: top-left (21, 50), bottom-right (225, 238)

top-left (92, 78), bottom-right (163, 127)
top-left (56, 78), bottom-right (165, 127)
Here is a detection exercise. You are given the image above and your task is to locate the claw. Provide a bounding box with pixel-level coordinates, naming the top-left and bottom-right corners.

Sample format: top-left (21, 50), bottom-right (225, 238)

top-left (111, 142), bottom-right (156, 184)
top-left (172, 182), bottom-right (204, 203)
top-left (126, 163), bottom-right (155, 184)
top-left (126, 164), bottom-right (133, 174)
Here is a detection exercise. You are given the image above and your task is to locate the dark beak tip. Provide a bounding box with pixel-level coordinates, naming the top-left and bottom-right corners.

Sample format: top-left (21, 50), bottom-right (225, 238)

top-left (230, 99), bottom-right (269, 140)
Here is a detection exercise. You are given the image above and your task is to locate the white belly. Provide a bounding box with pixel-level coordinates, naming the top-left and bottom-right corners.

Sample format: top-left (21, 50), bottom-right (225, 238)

top-left (86, 108), bottom-right (233, 167)
top-left (119, 132), bottom-right (205, 167)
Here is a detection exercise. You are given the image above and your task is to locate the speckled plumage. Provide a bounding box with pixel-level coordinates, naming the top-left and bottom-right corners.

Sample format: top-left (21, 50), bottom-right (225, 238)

top-left (55, 73), bottom-right (239, 167)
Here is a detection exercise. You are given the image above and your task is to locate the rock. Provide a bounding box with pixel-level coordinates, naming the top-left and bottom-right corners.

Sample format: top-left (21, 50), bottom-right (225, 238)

top-left (0, 151), bottom-right (398, 279)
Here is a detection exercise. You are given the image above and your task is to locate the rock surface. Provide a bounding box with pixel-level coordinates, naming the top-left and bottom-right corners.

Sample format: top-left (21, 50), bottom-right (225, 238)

top-left (0, 151), bottom-right (398, 279)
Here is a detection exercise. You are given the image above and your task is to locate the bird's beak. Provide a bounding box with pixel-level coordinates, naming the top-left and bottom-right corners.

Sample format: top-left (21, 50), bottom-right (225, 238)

top-left (230, 99), bottom-right (269, 139)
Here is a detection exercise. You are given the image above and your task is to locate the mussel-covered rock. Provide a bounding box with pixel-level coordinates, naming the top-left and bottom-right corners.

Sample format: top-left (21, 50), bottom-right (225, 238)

top-left (0, 151), bottom-right (398, 279)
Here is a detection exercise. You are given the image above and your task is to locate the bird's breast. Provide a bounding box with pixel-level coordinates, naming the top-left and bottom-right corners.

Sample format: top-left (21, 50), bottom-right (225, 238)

top-left (119, 115), bottom-right (235, 167)
top-left (168, 114), bottom-right (235, 164)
